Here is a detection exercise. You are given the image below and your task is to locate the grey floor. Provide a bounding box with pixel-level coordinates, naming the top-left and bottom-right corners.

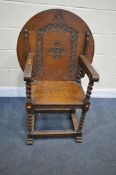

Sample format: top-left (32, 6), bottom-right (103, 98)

top-left (0, 98), bottom-right (116, 175)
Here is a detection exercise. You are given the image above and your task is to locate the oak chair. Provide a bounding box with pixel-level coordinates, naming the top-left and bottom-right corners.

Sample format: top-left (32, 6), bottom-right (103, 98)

top-left (17, 9), bottom-right (99, 144)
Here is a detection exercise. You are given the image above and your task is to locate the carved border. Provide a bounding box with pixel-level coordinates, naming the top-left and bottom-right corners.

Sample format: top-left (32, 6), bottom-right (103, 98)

top-left (36, 23), bottom-right (78, 77)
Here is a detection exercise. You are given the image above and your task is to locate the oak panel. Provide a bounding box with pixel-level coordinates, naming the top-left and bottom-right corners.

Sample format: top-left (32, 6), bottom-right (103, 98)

top-left (32, 81), bottom-right (85, 105)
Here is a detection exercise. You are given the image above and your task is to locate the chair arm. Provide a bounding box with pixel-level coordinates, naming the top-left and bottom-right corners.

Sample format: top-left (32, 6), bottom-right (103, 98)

top-left (24, 53), bottom-right (34, 81)
top-left (79, 55), bottom-right (99, 82)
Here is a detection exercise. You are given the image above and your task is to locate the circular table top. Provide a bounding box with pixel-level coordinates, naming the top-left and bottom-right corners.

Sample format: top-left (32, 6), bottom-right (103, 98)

top-left (17, 9), bottom-right (94, 71)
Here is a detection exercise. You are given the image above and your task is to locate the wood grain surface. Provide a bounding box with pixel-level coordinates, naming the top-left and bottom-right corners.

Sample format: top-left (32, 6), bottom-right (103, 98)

top-left (31, 81), bottom-right (85, 105)
top-left (17, 9), bottom-right (94, 81)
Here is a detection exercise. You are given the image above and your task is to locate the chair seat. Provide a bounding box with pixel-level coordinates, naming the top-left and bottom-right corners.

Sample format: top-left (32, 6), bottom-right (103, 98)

top-left (31, 81), bottom-right (85, 106)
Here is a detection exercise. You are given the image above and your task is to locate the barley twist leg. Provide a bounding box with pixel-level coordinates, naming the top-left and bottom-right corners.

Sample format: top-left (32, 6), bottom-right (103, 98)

top-left (76, 81), bottom-right (94, 143)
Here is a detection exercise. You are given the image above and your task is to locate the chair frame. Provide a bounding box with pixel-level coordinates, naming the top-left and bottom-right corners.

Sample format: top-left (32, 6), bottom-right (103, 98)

top-left (24, 53), bottom-right (99, 144)
top-left (17, 9), bottom-right (100, 144)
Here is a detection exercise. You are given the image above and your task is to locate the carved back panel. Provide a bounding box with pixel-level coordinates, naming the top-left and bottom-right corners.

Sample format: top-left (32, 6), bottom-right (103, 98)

top-left (17, 9), bottom-right (94, 80)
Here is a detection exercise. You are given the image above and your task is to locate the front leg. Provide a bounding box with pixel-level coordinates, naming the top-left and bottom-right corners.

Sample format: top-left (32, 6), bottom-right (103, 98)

top-left (26, 80), bottom-right (33, 145)
top-left (76, 81), bottom-right (94, 143)
top-left (27, 112), bottom-right (33, 145)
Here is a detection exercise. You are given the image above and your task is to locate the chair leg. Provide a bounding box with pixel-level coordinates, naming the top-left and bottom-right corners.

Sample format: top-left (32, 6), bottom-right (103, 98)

top-left (27, 136), bottom-right (33, 145)
top-left (75, 109), bottom-right (86, 143)
top-left (27, 113), bottom-right (34, 145)
top-left (76, 81), bottom-right (94, 143)
top-left (76, 131), bottom-right (82, 143)
top-left (76, 101), bottom-right (90, 143)
top-left (70, 110), bottom-right (81, 143)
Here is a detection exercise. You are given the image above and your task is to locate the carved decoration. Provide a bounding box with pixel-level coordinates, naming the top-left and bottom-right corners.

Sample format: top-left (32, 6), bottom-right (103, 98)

top-left (36, 23), bottom-right (78, 77)
top-left (23, 28), bottom-right (30, 60)
top-left (84, 31), bottom-right (91, 56)
top-left (48, 41), bottom-right (66, 58)
top-left (54, 10), bottom-right (64, 23)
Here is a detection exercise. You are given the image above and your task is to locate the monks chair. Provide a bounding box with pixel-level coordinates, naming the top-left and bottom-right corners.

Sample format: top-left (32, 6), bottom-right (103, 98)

top-left (17, 9), bottom-right (99, 145)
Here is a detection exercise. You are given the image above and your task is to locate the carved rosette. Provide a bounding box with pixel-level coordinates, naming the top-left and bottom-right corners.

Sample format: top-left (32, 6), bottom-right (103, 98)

top-left (48, 41), bottom-right (66, 58)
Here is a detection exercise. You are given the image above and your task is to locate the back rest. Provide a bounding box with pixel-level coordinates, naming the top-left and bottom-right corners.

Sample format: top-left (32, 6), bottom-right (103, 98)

top-left (17, 9), bottom-right (94, 81)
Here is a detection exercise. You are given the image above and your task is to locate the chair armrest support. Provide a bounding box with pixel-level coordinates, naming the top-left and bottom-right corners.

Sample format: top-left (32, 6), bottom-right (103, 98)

top-left (79, 55), bottom-right (99, 82)
top-left (78, 55), bottom-right (100, 131)
top-left (24, 53), bottom-right (34, 81)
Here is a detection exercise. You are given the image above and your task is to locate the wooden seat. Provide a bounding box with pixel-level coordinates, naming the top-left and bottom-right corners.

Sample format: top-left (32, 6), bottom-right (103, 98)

top-left (17, 9), bottom-right (99, 144)
top-left (31, 81), bottom-right (85, 106)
